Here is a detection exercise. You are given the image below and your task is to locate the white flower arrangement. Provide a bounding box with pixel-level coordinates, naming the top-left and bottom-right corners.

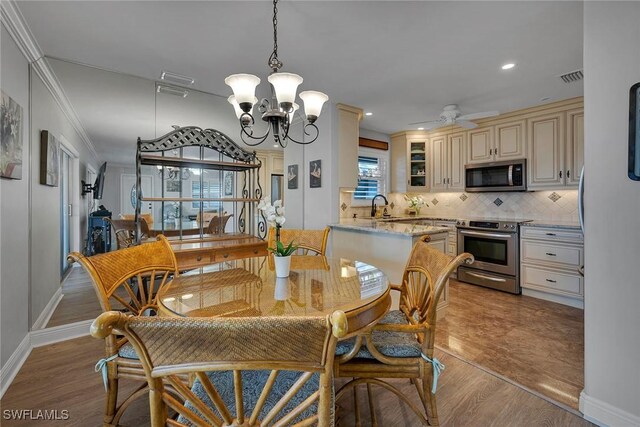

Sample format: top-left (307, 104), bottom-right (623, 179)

top-left (257, 197), bottom-right (286, 227)
top-left (404, 194), bottom-right (426, 209)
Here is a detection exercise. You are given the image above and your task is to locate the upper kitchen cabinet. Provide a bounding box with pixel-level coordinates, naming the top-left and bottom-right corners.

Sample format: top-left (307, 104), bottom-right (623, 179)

top-left (527, 112), bottom-right (566, 189)
top-left (467, 120), bottom-right (526, 165)
top-left (431, 131), bottom-right (465, 191)
top-left (337, 104), bottom-right (364, 189)
top-left (565, 108), bottom-right (584, 185)
top-left (391, 132), bottom-right (430, 192)
top-left (467, 127), bottom-right (494, 164)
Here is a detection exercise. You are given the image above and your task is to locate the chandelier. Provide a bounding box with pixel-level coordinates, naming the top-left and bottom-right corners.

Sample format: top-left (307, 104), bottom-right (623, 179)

top-left (225, 0), bottom-right (328, 148)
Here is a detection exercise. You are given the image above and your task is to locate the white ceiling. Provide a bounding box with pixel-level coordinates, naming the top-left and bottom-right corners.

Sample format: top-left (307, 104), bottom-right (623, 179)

top-left (17, 1), bottom-right (583, 162)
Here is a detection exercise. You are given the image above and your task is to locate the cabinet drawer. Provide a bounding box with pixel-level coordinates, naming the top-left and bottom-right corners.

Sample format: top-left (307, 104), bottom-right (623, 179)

top-left (521, 226), bottom-right (583, 244)
top-left (214, 245), bottom-right (267, 262)
top-left (521, 241), bottom-right (582, 268)
top-left (522, 265), bottom-right (583, 297)
top-left (175, 252), bottom-right (213, 269)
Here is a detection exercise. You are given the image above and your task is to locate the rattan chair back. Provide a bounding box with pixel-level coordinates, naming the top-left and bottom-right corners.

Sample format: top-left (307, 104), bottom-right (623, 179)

top-left (207, 214), bottom-right (233, 235)
top-left (91, 310), bottom-right (348, 427)
top-left (268, 227), bottom-right (330, 256)
top-left (68, 235), bottom-right (178, 315)
top-left (106, 218), bottom-right (146, 249)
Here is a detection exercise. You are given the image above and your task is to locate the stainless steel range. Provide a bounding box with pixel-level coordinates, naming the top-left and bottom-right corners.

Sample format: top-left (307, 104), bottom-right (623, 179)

top-left (456, 218), bottom-right (531, 294)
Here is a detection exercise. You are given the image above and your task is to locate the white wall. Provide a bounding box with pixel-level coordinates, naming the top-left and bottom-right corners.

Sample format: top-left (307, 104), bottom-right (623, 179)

top-left (0, 23), bottom-right (31, 368)
top-left (29, 65), bottom-right (101, 328)
top-left (284, 103), bottom-right (338, 230)
top-left (581, 3), bottom-right (640, 425)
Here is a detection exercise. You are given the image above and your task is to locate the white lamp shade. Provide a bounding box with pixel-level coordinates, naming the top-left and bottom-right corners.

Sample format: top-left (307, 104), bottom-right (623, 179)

top-left (224, 74), bottom-right (260, 105)
top-left (267, 72), bottom-right (303, 106)
top-left (228, 95), bottom-right (257, 119)
top-left (287, 102), bottom-right (300, 121)
top-left (299, 91), bottom-right (329, 118)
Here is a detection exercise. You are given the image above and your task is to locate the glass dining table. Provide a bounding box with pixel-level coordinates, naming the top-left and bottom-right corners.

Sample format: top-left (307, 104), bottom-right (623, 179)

top-left (157, 255), bottom-right (392, 337)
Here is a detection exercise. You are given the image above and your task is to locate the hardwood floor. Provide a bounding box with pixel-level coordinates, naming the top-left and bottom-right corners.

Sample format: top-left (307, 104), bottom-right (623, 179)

top-left (46, 267), bottom-right (101, 327)
top-left (436, 280), bottom-right (584, 410)
top-left (41, 270), bottom-right (585, 414)
top-left (0, 336), bottom-right (590, 426)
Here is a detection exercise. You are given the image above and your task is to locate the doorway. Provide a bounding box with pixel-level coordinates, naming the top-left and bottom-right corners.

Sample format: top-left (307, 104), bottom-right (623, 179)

top-left (59, 149), bottom-right (72, 277)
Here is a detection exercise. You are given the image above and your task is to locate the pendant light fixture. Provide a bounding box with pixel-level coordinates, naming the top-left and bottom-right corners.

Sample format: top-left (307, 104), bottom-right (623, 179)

top-left (225, 0), bottom-right (328, 148)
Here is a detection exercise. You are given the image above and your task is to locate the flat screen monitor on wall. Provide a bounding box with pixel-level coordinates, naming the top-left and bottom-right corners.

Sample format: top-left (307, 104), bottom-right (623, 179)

top-left (93, 162), bottom-right (107, 199)
top-left (82, 162), bottom-right (107, 199)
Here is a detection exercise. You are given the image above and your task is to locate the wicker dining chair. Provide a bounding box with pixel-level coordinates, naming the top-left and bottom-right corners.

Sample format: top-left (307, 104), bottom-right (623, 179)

top-left (105, 218), bottom-right (150, 249)
top-left (68, 235), bottom-right (179, 427)
top-left (334, 236), bottom-right (474, 426)
top-left (207, 214), bottom-right (233, 235)
top-left (90, 310), bottom-right (348, 427)
top-left (267, 227), bottom-right (331, 255)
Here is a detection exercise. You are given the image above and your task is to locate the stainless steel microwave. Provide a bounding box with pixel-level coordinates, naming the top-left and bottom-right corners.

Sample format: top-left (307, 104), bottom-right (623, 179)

top-left (464, 159), bottom-right (526, 192)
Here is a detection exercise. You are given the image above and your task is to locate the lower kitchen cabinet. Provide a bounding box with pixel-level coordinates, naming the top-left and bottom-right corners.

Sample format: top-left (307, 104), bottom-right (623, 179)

top-left (520, 225), bottom-right (584, 308)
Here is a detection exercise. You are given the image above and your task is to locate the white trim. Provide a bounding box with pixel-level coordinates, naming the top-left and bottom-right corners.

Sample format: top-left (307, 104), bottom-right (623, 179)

top-left (31, 287), bottom-right (63, 330)
top-left (521, 288), bottom-right (584, 309)
top-left (580, 391), bottom-right (640, 427)
top-left (0, 0), bottom-right (99, 162)
top-left (30, 319), bottom-right (93, 348)
top-left (0, 334), bottom-right (32, 399)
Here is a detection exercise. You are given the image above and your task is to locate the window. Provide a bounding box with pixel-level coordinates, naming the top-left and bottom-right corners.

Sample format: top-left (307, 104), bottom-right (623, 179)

top-left (192, 180), bottom-right (221, 208)
top-left (354, 155), bottom-right (386, 201)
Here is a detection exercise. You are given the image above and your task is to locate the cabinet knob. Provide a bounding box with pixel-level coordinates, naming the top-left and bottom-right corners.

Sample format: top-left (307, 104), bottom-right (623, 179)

top-left (545, 252), bottom-right (557, 256)
top-left (546, 278), bottom-right (557, 283)
top-left (545, 233), bottom-right (556, 236)
top-left (567, 170), bottom-right (570, 178)
top-left (223, 253), bottom-right (229, 258)
top-left (253, 249), bottom-right (259, 254)
top-left (196, 256), bottom-right (202, 261)
top-left (559, 171), bottom-right (563, 178)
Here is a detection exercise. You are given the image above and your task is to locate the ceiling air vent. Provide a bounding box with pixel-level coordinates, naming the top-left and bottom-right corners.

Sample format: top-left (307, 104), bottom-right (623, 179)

top-left (160, 71), bottom-right (195, 86)
top-left (559, 69), bottom-right (583, 83)
top-left (156, 85), bottom-right (189, 98)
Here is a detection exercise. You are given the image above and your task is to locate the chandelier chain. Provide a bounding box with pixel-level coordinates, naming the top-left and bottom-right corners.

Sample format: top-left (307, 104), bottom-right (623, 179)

top-left (268, 0), bottom-right (283, 71)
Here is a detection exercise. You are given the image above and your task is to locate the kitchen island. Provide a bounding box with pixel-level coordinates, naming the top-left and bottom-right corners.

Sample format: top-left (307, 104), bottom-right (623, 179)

top-left (330, 219), bottom-right (451, 317)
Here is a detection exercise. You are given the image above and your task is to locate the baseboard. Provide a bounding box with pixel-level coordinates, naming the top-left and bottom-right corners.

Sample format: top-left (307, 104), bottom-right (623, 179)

top-left (0, 334), bottom-right (32, 399)
top-left (31, 287), bottom-right (63, 330)
top-left (580, 390), bottom-right (640, 426)
top-left (521, 288), bottom-right (584, 309)
top-left (30, 319), bottom-right (93, 348)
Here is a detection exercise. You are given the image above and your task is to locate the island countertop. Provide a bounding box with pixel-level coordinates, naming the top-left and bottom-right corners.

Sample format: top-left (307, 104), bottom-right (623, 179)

top-left (330, 219), bottom-right (450, 237)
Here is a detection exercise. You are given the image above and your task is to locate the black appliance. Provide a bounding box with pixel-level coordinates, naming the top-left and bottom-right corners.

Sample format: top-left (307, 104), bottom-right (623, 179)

top-left (464, 159), bottom-right (526, 192)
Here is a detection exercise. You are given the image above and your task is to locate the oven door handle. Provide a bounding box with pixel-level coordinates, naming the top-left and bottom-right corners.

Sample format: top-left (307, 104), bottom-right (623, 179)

top-left (508, 165), bottom-right (514, 186)
top-left (465, 271), bottom-right (508, 283)
top-left (459, 230), bottom-right (513, 239)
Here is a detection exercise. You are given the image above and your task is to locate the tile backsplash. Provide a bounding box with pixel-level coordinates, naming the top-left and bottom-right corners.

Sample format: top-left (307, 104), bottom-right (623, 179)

top-left (340, 190), bottom-right (579, 222)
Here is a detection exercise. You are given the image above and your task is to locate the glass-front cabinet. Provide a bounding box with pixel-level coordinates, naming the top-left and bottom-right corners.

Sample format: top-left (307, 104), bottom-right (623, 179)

top-left (407, 138), bottom-right (429, 191)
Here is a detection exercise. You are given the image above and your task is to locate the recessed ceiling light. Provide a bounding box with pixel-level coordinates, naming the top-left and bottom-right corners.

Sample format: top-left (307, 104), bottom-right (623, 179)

top-left (365, 112), bottom-right (373, 116)
top-left (501, 63), bottom-right (516, 70)
top-left (273, 144), bottom-right (278, 147)
top-left (418, 127), bottom-right (424, 130)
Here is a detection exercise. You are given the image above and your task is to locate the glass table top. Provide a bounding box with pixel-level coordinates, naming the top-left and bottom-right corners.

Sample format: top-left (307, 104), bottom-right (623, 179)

top-left (158, 256), bottom-right (389, 318)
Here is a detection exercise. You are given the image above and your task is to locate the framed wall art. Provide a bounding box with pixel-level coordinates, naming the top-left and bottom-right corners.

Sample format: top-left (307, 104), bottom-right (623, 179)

top-left (165, 179), bottom-right (181, 193)
top-left (224, 171), bottom-right (234, 196)
top-left (40, 130), bottom-right (60, 186)
top-left (629, 81), bottom-right (640, 181)
top-left (310, 159), bottom-right (321, 188)
top-left (287, 164), bottom-right (298, 189)
top-left (1, 90), bottom-right (24, 179)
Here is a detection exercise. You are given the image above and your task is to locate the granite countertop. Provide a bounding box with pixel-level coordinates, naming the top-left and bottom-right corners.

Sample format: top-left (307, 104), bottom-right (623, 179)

top-left (521, 220), bottom-right (581, 230)
top-left (377, 215), bottom-right (460, 223)
top-left (330, 219), bottom-right (450, 237)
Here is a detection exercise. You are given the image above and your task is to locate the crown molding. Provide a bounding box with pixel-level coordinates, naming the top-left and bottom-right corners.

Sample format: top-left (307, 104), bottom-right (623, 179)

top-left (1, 0), bottom-right (100, 162)
top-left (0, 0), bottom-right (41, 62)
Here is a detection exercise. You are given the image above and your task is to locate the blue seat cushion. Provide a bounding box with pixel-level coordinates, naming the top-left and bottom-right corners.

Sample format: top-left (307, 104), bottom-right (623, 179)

top-left (178, 370), bottom-right (328, 425)
top-left (117, 342), bottom-right (139, 360)
top-left (335, 310), bottom-right (422, 359)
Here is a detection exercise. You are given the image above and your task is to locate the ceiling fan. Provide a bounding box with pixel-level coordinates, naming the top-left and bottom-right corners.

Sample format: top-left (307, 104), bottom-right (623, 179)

top-left (409, 104), bottom-right (500, 130)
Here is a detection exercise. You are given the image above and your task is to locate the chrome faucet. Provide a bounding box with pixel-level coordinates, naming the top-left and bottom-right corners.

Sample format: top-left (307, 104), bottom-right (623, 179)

top-left (371, 194), bottom-right (388, 217)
